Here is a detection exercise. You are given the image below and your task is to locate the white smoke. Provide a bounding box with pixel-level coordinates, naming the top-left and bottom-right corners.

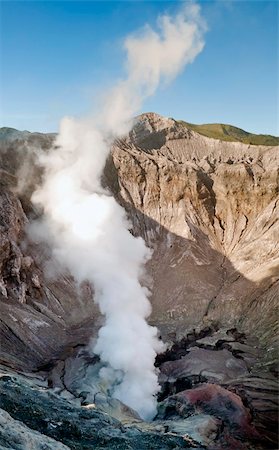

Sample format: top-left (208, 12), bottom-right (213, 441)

top-left (101, 1), bottom-right (206, 135)
top-left (30, 2), bottom-right (206, 420)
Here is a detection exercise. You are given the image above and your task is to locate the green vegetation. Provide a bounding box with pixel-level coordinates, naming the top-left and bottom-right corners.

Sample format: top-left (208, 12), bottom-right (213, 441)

top-left (178, 121), bottom-right (279, 146)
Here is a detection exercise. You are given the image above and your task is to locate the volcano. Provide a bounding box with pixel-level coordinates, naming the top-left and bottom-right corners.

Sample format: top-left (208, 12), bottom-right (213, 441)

top-left (0, 113), bottom-right (278, 449)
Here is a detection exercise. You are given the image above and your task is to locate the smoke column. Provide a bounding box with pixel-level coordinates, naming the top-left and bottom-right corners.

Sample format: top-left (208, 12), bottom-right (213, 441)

top-left (31, 2), bottom-right (206, 420)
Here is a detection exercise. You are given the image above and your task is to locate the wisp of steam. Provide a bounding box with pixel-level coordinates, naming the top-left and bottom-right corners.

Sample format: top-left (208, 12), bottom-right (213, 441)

top-left (31, 2), bottom-right (206, 420)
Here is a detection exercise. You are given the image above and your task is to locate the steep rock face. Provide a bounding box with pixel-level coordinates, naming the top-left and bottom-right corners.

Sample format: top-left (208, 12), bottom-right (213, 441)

top-left (108, 113), bottom-right (278, 354)
top-left (0, 130), bottom-right (99, 370)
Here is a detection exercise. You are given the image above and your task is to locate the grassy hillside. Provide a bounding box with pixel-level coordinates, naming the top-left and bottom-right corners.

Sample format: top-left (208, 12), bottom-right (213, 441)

top-left (178, 121), bottom-right (279, 146)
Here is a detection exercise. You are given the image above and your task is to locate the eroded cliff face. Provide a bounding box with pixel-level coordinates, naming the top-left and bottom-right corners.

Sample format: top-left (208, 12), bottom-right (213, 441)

top-left (0, 130), bottom-right (98, 370)
top-left (0, 115), bottom-right (278, 449)
top-left (108, 113), bottom-right (278, 352)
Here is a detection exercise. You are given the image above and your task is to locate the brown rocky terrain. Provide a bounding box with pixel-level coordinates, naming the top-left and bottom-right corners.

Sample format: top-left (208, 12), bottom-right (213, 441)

top-left (110, 114), bottom-right (278, 351)
top-left (0, 113), bottom-right (278, 449)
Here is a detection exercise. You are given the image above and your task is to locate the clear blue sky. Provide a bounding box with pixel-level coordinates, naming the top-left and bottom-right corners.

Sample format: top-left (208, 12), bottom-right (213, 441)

top-left (0, 0), bottom-right (278, 135)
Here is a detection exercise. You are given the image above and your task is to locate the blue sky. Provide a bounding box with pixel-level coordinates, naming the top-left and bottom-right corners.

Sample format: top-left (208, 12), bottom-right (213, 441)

top-left (0, 0), bottom-right (278, 134)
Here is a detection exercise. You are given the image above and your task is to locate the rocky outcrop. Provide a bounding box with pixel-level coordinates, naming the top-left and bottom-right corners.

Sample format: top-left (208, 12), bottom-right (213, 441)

top-left (0, 370), bottom-right (203, 450)
top-left (155, 326), bottom-right (278, 448)
top-left (0, 115), bottom-right (278, 449)
top-left (0, 408), bottom-right (70, 450)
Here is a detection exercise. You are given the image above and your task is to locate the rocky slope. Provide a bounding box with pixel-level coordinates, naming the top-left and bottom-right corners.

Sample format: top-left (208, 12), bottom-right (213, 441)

top-left (0, 114), bottom-right (278, 449)
top-left (110, 114), bottom-right (278, 349)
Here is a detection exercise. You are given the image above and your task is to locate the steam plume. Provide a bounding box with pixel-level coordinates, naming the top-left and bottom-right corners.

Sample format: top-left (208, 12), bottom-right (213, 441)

top-left (31, 2), bottom-right (206, 420)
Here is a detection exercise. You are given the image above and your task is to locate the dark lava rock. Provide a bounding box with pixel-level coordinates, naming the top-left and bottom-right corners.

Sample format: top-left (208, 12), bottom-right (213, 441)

top-left (159, 347), bottom-right (249, 383)
top-left (0, 375), bottom-right (201, 450)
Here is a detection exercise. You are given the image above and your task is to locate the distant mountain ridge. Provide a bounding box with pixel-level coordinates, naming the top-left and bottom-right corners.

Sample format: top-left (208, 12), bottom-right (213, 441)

top-left (0, 126), bottom-right (55, 141)
top-left (1, 119), bottom-right (278, 146)
top-left (178, 120), bottom-right (279, 146)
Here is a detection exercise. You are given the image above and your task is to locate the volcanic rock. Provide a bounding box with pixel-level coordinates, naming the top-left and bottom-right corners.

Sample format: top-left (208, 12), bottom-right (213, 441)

top-left (0, 114), bottom-right (278, 449)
